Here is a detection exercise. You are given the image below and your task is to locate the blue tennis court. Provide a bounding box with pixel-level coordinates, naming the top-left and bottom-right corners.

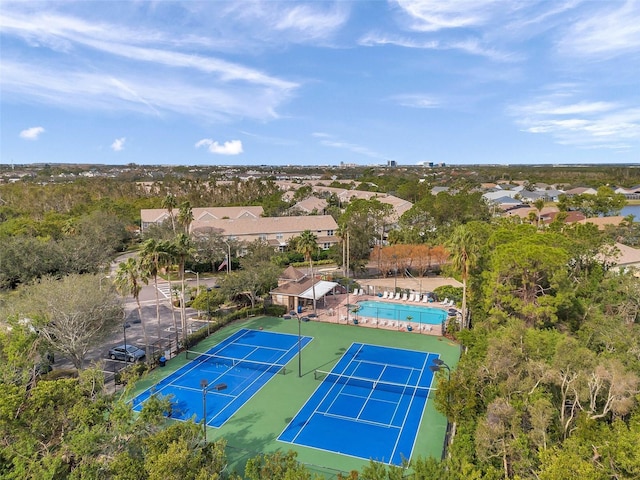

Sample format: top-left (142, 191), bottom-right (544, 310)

top-left (131, 328), bottom-right (312, 428)
top-left (278, 343), bottom-right (439, 465)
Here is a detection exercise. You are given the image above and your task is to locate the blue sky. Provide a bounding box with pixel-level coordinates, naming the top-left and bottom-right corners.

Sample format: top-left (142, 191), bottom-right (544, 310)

top-left (1, 1), bottom-right (639, 166)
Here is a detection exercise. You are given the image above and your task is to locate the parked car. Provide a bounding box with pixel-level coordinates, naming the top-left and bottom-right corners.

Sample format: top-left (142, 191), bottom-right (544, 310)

top-left (108, 344), bottom-right (146, 362)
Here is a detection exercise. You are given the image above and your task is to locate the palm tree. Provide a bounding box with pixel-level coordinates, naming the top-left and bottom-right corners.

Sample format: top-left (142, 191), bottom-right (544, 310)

top-left (297, 230), bottom-right (319, 316)
top-left (173, 233), bottom-right (196, 346)
top-left (534, 198), bottom-right (545, 229)
top-left (114, 257), bottom-right (151, 361)
top-left (161, 241), bottom-right (180, 349)
top-left (177, 201), bottom-right (194, 234)
top-left (139, 239), bottom-right (171, 348)
top-left (446, 224), bottom-right (479, 330)
top-left (161, 194), bottom-right (178, 234)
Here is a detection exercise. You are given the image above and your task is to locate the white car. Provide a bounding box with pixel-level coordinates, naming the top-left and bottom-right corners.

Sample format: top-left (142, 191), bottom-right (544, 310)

top-left (108, 344), bottom-right (146, 362)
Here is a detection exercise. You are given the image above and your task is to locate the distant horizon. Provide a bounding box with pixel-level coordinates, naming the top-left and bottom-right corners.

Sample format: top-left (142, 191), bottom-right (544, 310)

top-left (3, 161), bottom-right (640, 170)
top-left (2, 1), bottom-right (638, 167)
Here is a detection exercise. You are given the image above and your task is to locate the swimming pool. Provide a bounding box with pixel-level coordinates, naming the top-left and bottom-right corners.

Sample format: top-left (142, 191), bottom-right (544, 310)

top-left (355, 300), bottom-right (448, 325)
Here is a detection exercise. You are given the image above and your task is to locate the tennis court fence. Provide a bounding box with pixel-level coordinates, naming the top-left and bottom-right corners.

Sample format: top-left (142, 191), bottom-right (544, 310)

top-left (186, 350), bottom-right (287, 375)
top-left (314, 369), bottom-right (432, 397)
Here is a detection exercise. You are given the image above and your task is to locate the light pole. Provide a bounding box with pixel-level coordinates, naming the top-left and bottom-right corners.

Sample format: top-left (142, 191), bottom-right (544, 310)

top-left (289, 310), bottom-right (308, 377)
top-left (200, 379), bottom-right (209, 442)
top-left (185, 269), bottom-right (200, 317)
top-left (185, 269), bottom-right (200, 294)
top-left (223, 240), bottom-right (231, 273)
top-left (206, 287), bottom-right (212, 335)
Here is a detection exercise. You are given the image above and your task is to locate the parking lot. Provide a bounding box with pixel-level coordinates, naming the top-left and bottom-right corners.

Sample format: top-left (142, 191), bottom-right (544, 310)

top-left (52, 275), bottom-right (216, 391)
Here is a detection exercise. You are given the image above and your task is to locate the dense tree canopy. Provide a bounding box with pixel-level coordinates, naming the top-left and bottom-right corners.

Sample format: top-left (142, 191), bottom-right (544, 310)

top-left (1, 167), bottom-right (640, 478)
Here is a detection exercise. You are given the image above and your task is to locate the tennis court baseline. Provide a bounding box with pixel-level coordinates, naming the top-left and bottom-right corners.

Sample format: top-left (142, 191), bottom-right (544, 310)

top-left (278, 343), bottom-right (438, 465)
top-left (131, 328), bottom-right (312, 428)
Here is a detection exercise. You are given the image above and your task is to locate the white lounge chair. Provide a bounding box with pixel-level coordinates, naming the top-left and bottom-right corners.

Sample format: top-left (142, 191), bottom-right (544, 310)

top-left (440, 297), bottom-right (449, 305)
top-left (401, 293), bottom-right (408, 301)
top-left (381, 291), bottom-right (388, 299)
top-left (407, 293), bottom-right (415, 302)
top-left (414, 294), bottom-right (422, 302)
top-left (422, 295), bottom-right (430, 303)
top-left (394, 292), bottom-right (401, 300)
top-left (448, 299), bottom-right (455, 307)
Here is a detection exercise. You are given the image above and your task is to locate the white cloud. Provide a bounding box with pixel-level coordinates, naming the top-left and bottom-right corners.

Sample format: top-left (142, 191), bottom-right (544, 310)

top-left (509, 91), bottom-right (640, 150)
top-left (391, 94), bottom-right (441, 109)
top-left (315, 133), bottom-right (385, 159)
top-left (19, 126), bottom-right (45, 140)
top-left (111, 137), bottom-right (126, 151)
top-left (1, 60), bottom-right (290, 122)
top-left (195, 139), bottom-right (243, 155)
top-left (218, 2), bottom-right (349, 45)
top-left (557, 1), bottom-right (640, 59)
top-left (0, 9), bottom-right (298, 122)
top-left (274, 4), bottom-right (349, 40)
top-left (359, 33), bottom-right (516, 62)
top-left (394, 0), bottom-right (505, 32)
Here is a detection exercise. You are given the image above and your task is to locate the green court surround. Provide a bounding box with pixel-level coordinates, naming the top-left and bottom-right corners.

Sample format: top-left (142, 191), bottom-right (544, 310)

top-left (129, 316), bottom-right (460, 477)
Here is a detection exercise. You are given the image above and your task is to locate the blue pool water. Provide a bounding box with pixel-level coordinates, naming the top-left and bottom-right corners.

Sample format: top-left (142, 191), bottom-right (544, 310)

top-left (355, 300), bottom-right (448, 325)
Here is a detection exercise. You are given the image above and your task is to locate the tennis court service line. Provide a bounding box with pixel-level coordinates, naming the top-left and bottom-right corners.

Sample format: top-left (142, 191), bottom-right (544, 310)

top-left (350, 357), bottom-right (424, 376)
top-left (132, 329), bottom-right (314, 430)
top-left (229, 340), bottom-right (291, 353)
top-left (308, 368), bottom-right (433, 436)
top-left (388, 352), bottom-right (433, 461)
top-left (167, 382), bottom-right (236, 398)
top-left (186, 350), bottom-right (287, 375)
top-left (313, 369), bottom-right (432, 396)
top-left (202, 331), bottom-right (313, 423)
top-left (278, 342), bottom-right (438, 466)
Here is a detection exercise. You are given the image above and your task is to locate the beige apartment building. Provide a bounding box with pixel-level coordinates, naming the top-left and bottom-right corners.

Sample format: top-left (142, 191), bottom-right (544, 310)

top-left (140, 207), bottom-right (339, 251)
top-left (191, 215), bottom-right (339, 251)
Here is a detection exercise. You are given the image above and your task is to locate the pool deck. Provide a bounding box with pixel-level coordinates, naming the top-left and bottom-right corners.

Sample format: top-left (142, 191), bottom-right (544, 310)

top-left (301, 290), bottom-right (460, 337)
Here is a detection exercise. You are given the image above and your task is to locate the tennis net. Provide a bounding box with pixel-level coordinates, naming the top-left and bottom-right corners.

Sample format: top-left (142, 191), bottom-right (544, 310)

top-left (314, 369), bottom-right (431, 397)
top-left (186, 350), bottom-right (286, 375)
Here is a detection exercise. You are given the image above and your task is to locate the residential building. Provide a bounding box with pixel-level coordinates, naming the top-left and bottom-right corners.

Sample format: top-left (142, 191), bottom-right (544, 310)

top-left (290, 196), bottom-right (328, 215)
top-left (190, 215), bottom-right (339, 252)
top-left (140, 206), bottom-right (264, 232)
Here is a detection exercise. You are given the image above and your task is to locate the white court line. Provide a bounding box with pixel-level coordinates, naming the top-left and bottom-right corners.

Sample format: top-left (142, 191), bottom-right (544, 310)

top-left (388, 353), bottom-right (432, 462)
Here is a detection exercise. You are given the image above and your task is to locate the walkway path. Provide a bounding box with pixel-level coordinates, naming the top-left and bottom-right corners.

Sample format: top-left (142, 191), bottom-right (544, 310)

top-left (299, 275), bottom-right (462, 337)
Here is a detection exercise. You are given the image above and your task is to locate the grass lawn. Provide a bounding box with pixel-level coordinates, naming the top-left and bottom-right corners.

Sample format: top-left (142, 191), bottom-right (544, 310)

top-left (129, 316), bottom-right (461, 478)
